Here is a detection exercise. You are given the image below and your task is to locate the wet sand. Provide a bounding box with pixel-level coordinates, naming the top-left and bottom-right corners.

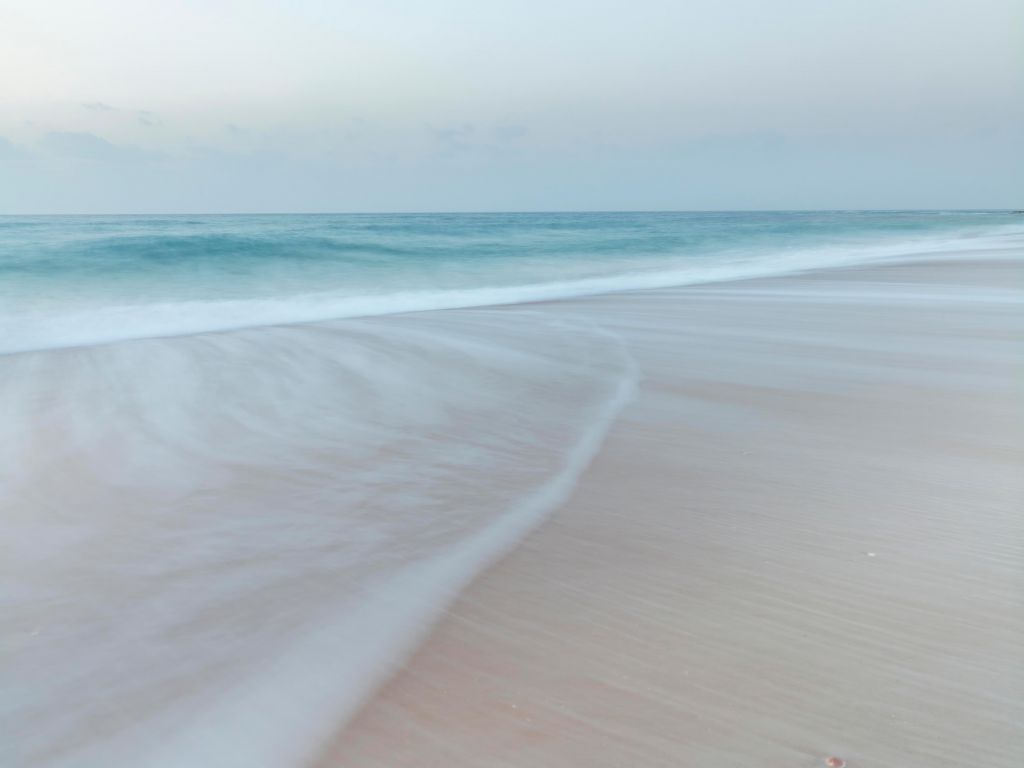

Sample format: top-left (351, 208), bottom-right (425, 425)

top-left (319, 256), bottom-right (1024, 767)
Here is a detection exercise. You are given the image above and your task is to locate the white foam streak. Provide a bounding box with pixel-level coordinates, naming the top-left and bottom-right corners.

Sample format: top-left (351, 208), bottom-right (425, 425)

top-left (1, 310), bottom-right (636, 767)
top-left (135, 328), bottom-right (637, 768)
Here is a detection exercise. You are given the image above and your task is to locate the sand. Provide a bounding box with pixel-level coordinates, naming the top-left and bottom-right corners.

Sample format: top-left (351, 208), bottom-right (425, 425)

top-left (316, 255), bottom-right (1024, 768)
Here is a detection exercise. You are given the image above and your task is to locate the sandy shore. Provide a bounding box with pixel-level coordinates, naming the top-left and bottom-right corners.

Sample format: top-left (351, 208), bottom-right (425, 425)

top-left (317, 255), bottom-right (1023, 768)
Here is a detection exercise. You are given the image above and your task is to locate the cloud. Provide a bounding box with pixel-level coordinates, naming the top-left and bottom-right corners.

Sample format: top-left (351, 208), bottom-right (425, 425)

top-left (39, 131), bottom-right (161, 163)
top-left (493, 123), bottom-right (528, 143)
top-left (430, 123), bottom-right (476, 154)
top-left (80, 101), bottom-right (161, 128)
top-left (41, 131), bottom-right (121, 159)
top-left (0, 136), bottom-right (32, 168)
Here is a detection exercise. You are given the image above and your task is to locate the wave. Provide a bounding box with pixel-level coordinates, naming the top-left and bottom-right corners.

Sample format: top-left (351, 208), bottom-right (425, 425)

top-left (4, 224), bottom-right (1021, 356)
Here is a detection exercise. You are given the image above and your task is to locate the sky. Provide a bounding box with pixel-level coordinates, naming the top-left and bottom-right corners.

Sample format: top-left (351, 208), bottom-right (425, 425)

top-left (0, 0), bottom-right (1021, 213)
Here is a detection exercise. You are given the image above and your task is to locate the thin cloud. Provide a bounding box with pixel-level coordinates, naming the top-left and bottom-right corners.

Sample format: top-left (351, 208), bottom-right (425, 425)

top-left (431, 123), bottom-right (476, 154)
top-left (40, 131), bottom-right (162, 163)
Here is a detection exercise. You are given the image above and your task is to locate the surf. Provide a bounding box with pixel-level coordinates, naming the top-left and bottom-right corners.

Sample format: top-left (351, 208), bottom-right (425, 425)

top-left (0, 308), bottom-right (636, 767)
top-left (2, 213), bottom-right (1021, 356)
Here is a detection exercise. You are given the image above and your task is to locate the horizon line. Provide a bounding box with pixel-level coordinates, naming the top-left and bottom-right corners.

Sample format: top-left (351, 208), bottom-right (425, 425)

top-left (1, 208), bottom-right (1018, 217)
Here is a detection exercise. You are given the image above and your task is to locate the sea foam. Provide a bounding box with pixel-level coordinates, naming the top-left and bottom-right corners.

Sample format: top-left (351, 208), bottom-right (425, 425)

top-left (0, 309), bottom-right (635, 767)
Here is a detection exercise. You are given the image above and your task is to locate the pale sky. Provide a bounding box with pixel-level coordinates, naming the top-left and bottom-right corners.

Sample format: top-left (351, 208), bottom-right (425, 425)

top-left (1, 0), bottom-right (1021, 212)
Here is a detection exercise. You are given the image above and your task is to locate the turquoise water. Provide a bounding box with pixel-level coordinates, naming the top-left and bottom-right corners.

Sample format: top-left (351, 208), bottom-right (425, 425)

top-left (2, 211), bottom-right (1020, 353)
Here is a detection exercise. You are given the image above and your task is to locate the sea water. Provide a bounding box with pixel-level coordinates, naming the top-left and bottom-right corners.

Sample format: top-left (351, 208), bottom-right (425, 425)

top-left (3, 211), bottom-right (1021, 355)
top-left (1, 211), bottom-right (1021, 767)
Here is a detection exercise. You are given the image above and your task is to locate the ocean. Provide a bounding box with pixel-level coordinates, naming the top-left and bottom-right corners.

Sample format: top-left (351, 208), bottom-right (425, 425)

top-left (3, 210), bottom-right (1021, 355)
top-left (2, 211), bottom-right (1021, 767)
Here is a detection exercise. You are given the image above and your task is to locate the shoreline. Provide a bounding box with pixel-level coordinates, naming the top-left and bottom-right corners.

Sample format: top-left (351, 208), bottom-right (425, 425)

top-left (318, 255), bottom-right (1023, 767)
top-left (5, 235), bottom-right (1022, 359)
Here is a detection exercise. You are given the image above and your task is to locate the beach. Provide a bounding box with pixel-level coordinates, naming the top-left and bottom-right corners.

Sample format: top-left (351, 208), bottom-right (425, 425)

top-left (2, 215), bottom-right (1022, 768)
top-left (320, 254), bottom-right (1024, 767)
